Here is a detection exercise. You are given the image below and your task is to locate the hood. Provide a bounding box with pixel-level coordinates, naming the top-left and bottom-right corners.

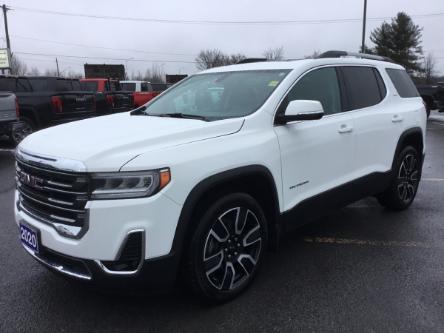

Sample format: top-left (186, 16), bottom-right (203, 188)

top-left (19, 112), bottom-right (244, 171)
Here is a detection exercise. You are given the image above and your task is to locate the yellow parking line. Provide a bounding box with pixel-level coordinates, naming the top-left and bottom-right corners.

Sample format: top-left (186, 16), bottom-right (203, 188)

top-left (304, 237), bottom-right (435, 248)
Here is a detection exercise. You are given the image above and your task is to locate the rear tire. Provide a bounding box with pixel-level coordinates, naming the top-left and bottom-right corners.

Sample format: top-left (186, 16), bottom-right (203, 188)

top-left (186, 193), bottom-right (268, 303)
top-left (9, 117), bottom-right (34, 146)
top-left (378, 146), bottom-right (421, 211)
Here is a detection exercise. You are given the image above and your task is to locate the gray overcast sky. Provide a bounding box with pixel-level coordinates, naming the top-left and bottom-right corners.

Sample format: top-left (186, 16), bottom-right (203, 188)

top-left (4, 0), bottom-right (444, 76)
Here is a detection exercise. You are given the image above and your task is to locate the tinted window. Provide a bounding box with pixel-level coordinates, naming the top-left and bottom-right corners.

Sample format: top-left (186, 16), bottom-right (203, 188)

top-left (141, 82), bottom-right (150, 92)
top-left (283, 67), bottom-right (341, 115)
top-left (71, 80), bottom-right (81, 91)
top-left (341, 66), bottom-right (384, 110)
top-left (80, 81), bottom-right (98, 91)
top-left (386, 68), bottom-right (419, 98)
top-left (0, 77), bottom-right (16, 91)
top-left (55, 79), bottom-right (73, 92)
top-left (120, 82), bottom-right (136, 91)
top-left (28, 78), bottom-right (52, 91)
top-left (16, 78), bottom-right (32, 92)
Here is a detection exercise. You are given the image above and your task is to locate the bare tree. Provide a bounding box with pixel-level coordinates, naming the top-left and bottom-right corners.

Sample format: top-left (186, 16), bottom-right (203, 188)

top-left (195, 49), bottom-right (247, 70)
top-left (422, 53), bottom-right (437, 84)
top-left (64, 70), bottom-right (83, 79)
top-left (144, 64), bottom-right (165, 83)
top-left (304, 50), bottom-right (321, 59)
top-left (9, 54), bottom-right (28, 75)
top-left (263, 47), bottom-right (284, 61)
top-left (44, 69), bottom-right (59, 76)
top-left (195, 49), bottom-right (227, 70)
top-left (27, 67), bottom-right (40, 76)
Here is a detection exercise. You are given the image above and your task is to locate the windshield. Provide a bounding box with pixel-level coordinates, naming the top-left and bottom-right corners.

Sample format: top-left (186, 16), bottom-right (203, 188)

top-left (143, 70), bottom-right (289, 121)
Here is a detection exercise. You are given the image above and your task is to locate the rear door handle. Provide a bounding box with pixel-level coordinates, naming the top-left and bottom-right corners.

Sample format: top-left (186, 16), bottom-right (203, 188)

top-left (392, 114), bottom-right (403, 123)
top-left (338, 124), bottom-right (353, 134)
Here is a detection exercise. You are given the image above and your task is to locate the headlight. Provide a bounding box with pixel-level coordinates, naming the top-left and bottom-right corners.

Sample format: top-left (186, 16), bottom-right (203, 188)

top-left (90, 168), bottom-right (170, 200)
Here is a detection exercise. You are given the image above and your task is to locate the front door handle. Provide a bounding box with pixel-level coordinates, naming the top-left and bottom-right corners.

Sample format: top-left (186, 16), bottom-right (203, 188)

top-left (392, 114), bottom-right (403, 123)
top-left (338, 124), bottom-right (353, 134)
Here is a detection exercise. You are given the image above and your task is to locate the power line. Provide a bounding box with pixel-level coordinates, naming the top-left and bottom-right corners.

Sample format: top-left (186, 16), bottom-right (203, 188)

top-left (12, 5), bottom-right (444, 25)
top-left (12, 35), bottom-right (195, 57)
top-left (14, 51), bottom-right (198, 64)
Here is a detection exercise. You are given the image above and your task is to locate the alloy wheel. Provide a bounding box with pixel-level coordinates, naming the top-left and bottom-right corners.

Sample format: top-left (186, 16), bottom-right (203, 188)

top-left (397, 154), bottom-right (419, 203)
top-left (203, 207), bottom-right (262, 291)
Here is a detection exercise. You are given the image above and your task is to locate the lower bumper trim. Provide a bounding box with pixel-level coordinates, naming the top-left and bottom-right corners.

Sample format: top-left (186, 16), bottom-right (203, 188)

top-left (22, 244), bottom-right (92, 280)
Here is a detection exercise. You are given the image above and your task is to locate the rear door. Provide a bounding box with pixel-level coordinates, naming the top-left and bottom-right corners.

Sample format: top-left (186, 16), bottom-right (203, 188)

top-left (274, 66), bottom-right (356, 212)
top-left (340, 66), bottom-right (399, 176)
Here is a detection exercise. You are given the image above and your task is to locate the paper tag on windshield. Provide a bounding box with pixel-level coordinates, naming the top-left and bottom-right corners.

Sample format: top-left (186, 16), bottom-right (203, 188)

top-left (268, 80), bottom-right (279, 87)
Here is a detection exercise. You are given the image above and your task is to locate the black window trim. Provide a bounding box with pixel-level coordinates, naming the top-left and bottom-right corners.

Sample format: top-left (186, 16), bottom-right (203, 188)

top-left (274, 65), bottom-right (346, 125)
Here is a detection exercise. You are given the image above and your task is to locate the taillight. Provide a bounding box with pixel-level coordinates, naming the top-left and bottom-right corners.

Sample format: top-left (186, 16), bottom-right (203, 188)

top-left (51, 96), bottom-right (63, 113)
top-left (106, 95), bottom-right (114, 108)
top-left (15, 97), bottom-right (20, 117)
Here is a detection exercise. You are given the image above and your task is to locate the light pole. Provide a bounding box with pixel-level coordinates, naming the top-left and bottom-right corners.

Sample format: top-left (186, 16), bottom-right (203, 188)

top-left (361, 0), bottom-right (368, 53)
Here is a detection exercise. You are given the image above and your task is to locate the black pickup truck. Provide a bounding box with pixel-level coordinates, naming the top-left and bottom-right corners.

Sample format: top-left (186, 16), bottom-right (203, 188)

top-left (416, 83), bottom-right (444, 116)
top-left (0, 76), bottom-right (96, 135)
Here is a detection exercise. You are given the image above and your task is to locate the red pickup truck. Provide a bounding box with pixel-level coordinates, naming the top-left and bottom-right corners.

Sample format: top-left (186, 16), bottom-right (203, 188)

top-left (80, 78), bottom-right (134, 113)
top-left (120, 81), bottom-right (169, 107)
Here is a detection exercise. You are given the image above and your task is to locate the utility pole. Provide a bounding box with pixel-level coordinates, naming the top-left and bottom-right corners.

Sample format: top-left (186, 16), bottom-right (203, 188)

top-left (1, 4), bottom-right (11, 74)
top-left (55, 57), bottom-right (60, 76)
top-left (361, 0), bottom-right (368, 53)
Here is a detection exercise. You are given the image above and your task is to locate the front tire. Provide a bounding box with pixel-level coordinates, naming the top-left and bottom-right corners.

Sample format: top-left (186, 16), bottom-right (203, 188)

top-left (186, 193), bottom-right (268, 303)
top-left (378, 146), bottom-right (421, 210)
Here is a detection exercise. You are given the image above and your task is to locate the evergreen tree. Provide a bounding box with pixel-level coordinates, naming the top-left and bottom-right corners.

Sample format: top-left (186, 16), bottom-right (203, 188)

top-left (370, 12), bottom-right (423, 72)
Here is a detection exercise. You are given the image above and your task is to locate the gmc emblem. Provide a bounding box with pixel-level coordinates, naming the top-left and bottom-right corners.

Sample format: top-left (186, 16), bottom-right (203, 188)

top-left (18, 170), bottom-right (43, 189)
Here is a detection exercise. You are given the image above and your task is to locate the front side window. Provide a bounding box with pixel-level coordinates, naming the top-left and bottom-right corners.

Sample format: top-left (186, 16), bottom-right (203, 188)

top-left (143, 70), bottom-right (290, 121)
top-left (281, 67), bottom-right (341, 116)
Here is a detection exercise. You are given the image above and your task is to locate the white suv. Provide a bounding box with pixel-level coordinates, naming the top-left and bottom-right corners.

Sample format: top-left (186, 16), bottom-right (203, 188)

top-left (15, 52), bottom-right (426, 302)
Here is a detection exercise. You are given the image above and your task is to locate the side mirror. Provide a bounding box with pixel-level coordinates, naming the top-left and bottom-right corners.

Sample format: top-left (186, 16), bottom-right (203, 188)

top-left (276, 100), bottom-right (324, 124)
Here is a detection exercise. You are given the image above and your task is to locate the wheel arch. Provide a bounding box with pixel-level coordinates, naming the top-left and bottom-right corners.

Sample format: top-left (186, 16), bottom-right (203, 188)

top-left (18, 106), bottom-right (40, 128)
top-left (392, 127), bottom-right (424, 170)
top-left (171, 165), bottom-right (281, 262)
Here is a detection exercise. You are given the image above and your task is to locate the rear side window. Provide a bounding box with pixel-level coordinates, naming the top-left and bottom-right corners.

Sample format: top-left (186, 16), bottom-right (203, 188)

top-left (28, 78), bottom-right (51, 91)
top-left (386, 68), bottom-right (419, 98)
top-left (341, 66), bottom-right (386, 110)
top-left (16, 78), bottom-right (32, 92)
top-left (120, 82), bottom-right (136, 91)
top-left (0, 77), bottom-right (16, 91)
top-left (282, 67), bottom-right (342, 115)
top-left (141, 82), bottom-right (150, 92)
top-left (55, 79), bottom-right (73, 92)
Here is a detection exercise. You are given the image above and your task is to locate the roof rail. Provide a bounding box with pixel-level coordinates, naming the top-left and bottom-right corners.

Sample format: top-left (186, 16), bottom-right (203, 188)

top-left (237, 58), bottom-right (268, 64)
top-left (317, 50), bottom-right (394, 63)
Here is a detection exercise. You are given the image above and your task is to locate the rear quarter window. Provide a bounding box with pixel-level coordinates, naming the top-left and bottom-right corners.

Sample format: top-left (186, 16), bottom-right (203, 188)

top-left (386, 68), bottom-right (419, 98)
top-left (28, 78), bottom-right (53, 91)
top-left (341, 66), bottom-right (386, 111)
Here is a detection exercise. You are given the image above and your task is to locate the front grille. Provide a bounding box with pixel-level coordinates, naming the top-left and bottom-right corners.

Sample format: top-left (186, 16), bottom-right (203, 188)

top-left (16, 159), bottom-right (89, 237)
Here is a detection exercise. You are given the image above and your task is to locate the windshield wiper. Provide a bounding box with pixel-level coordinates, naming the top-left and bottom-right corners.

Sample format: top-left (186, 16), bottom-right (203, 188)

top-left (151, 113), bottom-right (209, 121)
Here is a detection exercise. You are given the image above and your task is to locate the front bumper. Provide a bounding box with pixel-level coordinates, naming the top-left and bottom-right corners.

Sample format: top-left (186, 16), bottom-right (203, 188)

top-left (21, 242), bottom-right (180, 290)
top-left (15, 188), bottom-right (183, 287)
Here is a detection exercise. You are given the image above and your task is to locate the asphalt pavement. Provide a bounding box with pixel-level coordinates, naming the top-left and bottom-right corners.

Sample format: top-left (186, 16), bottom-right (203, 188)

top-left (1, 113), bottom-right (444, 332)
